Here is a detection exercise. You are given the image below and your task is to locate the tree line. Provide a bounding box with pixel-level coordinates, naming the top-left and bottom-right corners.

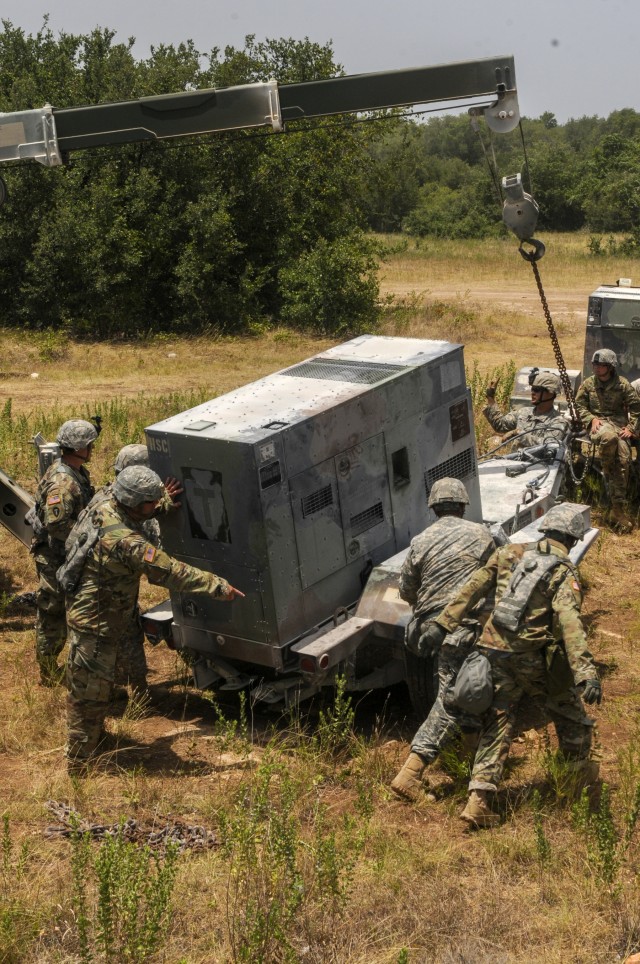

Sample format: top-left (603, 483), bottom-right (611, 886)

top-left (363, 108), bottom-right (640, 243)
top-left (0, 21), bottom-right (638, 338)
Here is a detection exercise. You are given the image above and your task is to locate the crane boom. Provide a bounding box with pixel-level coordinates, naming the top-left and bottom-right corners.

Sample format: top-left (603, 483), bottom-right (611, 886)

top-left (0, 55), bottom-right (518, 169)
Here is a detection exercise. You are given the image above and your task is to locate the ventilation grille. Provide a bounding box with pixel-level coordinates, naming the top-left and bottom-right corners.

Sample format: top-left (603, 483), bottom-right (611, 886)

top-left (424, 447), bottom-right (476, 500)
top-left (260, 461), bottom-right (282, 490)
top-left (350, 501), bottom-right (384, 536)
top-left (283, 357), bottom-right (405, 385)
top-left (301, 484), bottom-right (333, 518)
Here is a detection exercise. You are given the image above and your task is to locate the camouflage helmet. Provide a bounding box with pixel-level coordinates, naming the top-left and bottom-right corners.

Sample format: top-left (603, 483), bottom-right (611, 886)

top-left (112, 465), bottom-right (164, 508)
top-left (531, 371), bottom-right (561, 397)
top-left (592, 348), bottom-right (617, 368)
top-left (114, 443), bottom-right (149, 475)
top-left (538, 503), bottom-right (585, 541)
top-left (56, 419), bottom-right (98, 451)
top-left (428, 477), bottom-right (470, 508)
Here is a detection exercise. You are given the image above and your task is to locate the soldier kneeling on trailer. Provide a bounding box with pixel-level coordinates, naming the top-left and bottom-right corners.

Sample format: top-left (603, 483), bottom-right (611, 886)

top-left (483, 370), bottom-right (569, 450)
top-left (64, 465), bottom-right (244, 773)
top-left (421, 503), bottom-right (601, 829)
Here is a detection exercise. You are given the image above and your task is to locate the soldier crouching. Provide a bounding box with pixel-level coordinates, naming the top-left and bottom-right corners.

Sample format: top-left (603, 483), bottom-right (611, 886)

top-left (64, 465), bottom-right (243, 772)
top-left (427, 503), bottom-right (601, 828)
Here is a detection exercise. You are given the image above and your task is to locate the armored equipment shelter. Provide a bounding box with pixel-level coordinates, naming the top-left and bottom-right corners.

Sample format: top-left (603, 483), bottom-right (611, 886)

top-left (585, 282), bottom-right (640, 382)
top-left (146, 336), bottom-right (480, 672)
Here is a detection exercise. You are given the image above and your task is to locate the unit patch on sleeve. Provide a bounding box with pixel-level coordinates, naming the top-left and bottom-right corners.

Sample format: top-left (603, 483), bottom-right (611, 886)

top-left (144, 545), bottom-right (157, 563)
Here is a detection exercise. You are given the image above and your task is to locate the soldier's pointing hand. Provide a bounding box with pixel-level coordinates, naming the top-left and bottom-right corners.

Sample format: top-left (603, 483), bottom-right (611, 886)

top-left (223, 585), bottom-right (245, 601)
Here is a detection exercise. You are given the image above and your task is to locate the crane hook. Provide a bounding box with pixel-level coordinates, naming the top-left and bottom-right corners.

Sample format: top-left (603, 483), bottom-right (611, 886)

top-left (518, 238), bottom-right (546, 262)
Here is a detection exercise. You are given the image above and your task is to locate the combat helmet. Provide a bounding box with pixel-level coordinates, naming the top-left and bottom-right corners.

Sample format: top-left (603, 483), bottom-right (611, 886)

top-left (592, 348), bottom-right (617, 368)
top-left (538, 503), bottom-right (585, 542)
top-left (114, 444), bottom-right (149, 475)
top-left (428, 477), bottom-right (470, 508)
top-left (531, 371), bottom-right (561, 397)
top-left (56, 419), bottom-right (98, 451)
top-left (113, 465), bottom-right (164, 508)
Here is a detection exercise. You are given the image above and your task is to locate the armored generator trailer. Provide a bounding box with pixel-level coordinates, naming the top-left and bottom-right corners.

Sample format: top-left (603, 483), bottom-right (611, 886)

top-left (143, 335), bottom-right (481, 707)
top-left (584, 279), bottom-right (640, 382)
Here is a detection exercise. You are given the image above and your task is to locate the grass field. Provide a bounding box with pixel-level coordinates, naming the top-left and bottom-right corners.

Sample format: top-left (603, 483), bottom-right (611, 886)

top-left (1, 235), bottom-right (640, 962)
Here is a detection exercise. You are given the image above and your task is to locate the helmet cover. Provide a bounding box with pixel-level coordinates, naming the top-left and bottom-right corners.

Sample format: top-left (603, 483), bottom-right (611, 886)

top-left (428, 477), bottom-right (470, 508)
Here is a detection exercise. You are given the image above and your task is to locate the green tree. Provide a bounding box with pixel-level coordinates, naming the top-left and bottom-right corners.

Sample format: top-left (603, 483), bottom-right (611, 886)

top-left (0, 26), bottom-right (381, 335)
top-left (361, 118), bottom-right (425, 232)
top-left (580, 133), bottom-right (640, 233)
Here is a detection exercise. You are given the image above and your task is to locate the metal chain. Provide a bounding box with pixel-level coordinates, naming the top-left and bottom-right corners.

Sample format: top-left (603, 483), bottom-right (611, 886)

top-left (525, 256), bottom-right (583, 432)
top-left (565, 438), bottom-right (596, 485)
top-left (44, 800), bottom-right (218, 852)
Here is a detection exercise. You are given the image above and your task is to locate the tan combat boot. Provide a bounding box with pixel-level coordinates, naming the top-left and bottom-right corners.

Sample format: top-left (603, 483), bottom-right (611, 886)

top-left (390, 752), bottom-right (428, 802)
top-left (568, 759), bottom-right (600, 795)
top-left (460, 790), bottom-right (500, 829)
top-left (610, 503), bottom-right (633, 534)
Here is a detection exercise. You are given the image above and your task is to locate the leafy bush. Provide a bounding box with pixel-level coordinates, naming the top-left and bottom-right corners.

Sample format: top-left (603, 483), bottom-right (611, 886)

top-left (279, 233), bottom-right (380, 335)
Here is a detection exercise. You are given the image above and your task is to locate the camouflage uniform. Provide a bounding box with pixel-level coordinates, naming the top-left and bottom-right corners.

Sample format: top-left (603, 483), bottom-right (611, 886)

top-left (575, 372), bottom-right (640, 503)
top-left (32, 460), bottom-right (93, 683)
top-left (483, 403), bottom-right (569, 449)
top-left (399, 515), bottom-right (495, 761)
top-left (437, 537), bottom-right (596, 792)
top-left (77, 482), bottom-right (165, 692)
top-left (66, 496), bottom-right (232, 763)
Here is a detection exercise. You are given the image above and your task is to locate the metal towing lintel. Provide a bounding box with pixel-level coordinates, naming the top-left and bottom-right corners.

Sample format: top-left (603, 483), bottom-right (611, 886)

top-left (291, 616), bottom-right (374, 671)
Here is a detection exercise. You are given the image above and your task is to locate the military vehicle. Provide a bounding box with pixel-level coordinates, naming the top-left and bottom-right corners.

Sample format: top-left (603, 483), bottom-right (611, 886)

top-left (584, 279), bottom-right (640, 382)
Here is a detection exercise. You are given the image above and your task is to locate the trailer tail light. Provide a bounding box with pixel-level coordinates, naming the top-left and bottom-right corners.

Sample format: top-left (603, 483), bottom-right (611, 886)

top-left (299, 653), bottom-right (330, 675)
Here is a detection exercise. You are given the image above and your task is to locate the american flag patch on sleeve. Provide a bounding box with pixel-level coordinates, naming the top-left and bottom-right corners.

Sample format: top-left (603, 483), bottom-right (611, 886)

top-left (47, 494), bottom-right (61, 505)
top-left (144, 545), bottom-right (157, 563)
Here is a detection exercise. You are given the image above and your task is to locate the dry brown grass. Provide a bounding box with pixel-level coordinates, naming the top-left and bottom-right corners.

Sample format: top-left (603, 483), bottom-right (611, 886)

top-left (2, 237), bottom-right (640, 962)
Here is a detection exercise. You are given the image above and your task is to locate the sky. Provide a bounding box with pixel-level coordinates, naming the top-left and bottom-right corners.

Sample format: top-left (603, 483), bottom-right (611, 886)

top-left (0, 0), bottom-right (638, 124)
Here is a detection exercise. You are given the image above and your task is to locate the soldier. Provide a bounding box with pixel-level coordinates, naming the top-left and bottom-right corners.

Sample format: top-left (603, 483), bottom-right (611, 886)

top-left (65, 465), bottom-right (244, 771)
top-left (419, 503), bottom-right (600, 828)
top-left (575, 349), bottom-right (640, 533)
top-left (68, 443), bottom-right (182, 696)
top-left (31, 419), bottom-right (98, 685)
top-left (390, 478), bottom-right (495, 802)
top-left (484, 370), bottom-right (569, 449)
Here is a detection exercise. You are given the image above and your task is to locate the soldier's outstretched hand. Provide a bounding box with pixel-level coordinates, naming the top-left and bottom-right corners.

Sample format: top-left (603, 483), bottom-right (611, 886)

top-left (223, 585), bottom-right (245, 601)
top-left (485, 378), bottom-right (499, 401)
top-left (164, 477), bottom-right (184, 505)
